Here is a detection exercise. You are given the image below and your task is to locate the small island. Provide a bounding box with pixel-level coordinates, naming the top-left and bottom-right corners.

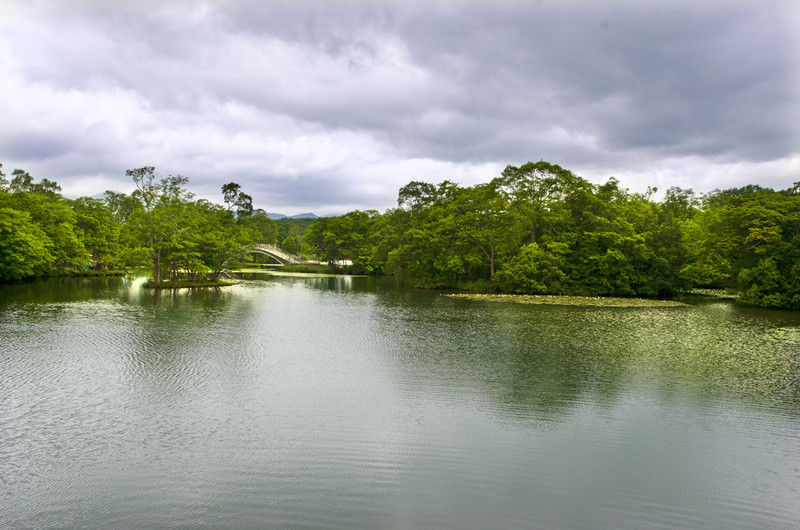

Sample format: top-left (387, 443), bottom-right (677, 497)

top-left (143, 279), bottom-right (234, 289)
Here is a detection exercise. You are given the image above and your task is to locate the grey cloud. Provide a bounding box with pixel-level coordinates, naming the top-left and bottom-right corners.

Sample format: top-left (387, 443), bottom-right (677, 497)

top-left (179, 168), bottom-right (382, 215)
top-left (1, 0), bottom-right (797, 213)
top-left (392, 3), bottom-right (795, 161)
top-left (1, 132), bottom-right (76, 161)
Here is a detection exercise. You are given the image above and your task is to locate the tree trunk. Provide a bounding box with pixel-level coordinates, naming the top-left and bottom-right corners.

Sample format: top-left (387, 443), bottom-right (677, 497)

top-left (152, 250), bottom-right (161, 284)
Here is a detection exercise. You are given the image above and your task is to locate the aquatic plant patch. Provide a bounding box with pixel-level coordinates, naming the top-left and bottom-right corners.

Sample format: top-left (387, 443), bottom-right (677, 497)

top-left (444, 293), bottom-right (689, 308)
top-left (766, 326), bottom-right (800, 343)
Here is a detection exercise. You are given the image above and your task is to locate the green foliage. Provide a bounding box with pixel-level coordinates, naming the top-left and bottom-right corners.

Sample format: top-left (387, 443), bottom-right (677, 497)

top-left (0, 164), bottom-right (260, 286)
top-left (240, 211), bottom-right (278, 244)
top-left (126, 175), bottom-right (255, 284)
top-left (0, 208), bottom-right (54, 280)
top-left (70, 197), bottom-right (121, 269)
top-left (338, 162), bottom-right (797, 306)
top-left (305, 210), bottom-right (383, 274)
top-left (0, 171), bottom-right (91, 276)
top-left (275, 217), bottom-right (316, 245)
top-left (738, 258), bottom-right (787, 308)
top-left (8, 169), bottom-right (62, 195)
top-left (495, 243), bottom-right (567, 294)
top-left (684, 186), bottom-right (800, 307)
top-left (3, 160), bottom-right (799, 308)
top-left (221, 182), bottom-right (254, 218)
top-left (281, 235), bottom-right (300, 255)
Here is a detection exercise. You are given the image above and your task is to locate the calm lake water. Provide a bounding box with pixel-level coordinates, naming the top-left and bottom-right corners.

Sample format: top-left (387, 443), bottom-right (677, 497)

top-left (2, 274), bottom-right (800, 528)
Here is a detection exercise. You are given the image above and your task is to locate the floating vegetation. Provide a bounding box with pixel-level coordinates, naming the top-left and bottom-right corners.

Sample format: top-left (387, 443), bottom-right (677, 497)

top-left (766, 326), bottom-right (800, 343)
top-left (688, 288), bottom-right (738, 299)
top-left (443, 293), bottom-right (689, 308)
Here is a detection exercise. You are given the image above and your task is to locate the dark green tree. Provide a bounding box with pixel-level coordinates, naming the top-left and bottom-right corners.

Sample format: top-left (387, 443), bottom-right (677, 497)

top-left (221, 182), bottom-right (254, 218)
top-left (281, 235), bottom-right (299, 255)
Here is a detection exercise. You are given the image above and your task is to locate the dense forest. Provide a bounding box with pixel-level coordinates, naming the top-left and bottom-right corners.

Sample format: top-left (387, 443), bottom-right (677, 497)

top-left (0, 164), bottom-right (277, 286)
top-left (304, 161), bottom-right (800, 309)
top-left (2, 161), bottom-right (799, 308)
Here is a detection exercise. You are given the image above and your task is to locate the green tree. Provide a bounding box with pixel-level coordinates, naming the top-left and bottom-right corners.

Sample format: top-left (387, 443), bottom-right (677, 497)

top-left (738, 258), bottom-right (786, 308)
top-left (2, 181), bottom-right (90, 273)
top-left (386, 181), bottom-right (467, 286)
top-left (191, 201), bottom-right (254, 281)
top-left (495, 243), bottom-right (567, 293)
top-left (103, 191), bottom-right (149, 269)
top-left (70, 197), bottom-right (121, 269)
top-left (280, 235), bottom-right (299, 255)
top-left (305, 211), bottom-right (385, 273)
top-left (275, 217), bottom-right (316, 244)
top-left (239, 210), bottom-right (277, 244)
top-left (494, 161), bottom-right (573, 245)
top-left (0, 208), bottom-right (54, 280)
top-left (441, 183), bottom-right (514, 279)
top-left (9, 169), bottom-right (62, 196)
top-left (678, 183), bottom-right (800, 307)
top-left (0, 163), bottom-right (8, 191)
top-left (221, 182), bottom-right (254, 218)
top-left (128, 167), bottom-right (194, 284)
top-left (104, 190), bottom-right (141, 224)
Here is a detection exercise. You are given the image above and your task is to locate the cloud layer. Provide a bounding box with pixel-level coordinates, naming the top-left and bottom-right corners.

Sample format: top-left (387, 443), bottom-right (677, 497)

top-left (2, 0), bottom-right (798, 214)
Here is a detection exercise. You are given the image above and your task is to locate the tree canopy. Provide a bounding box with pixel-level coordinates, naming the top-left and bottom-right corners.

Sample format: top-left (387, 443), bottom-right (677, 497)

top-left (3, 160), bottom-right (799, 309)
top-left (0, 165), bottom-right (277, 284)
top-left (301, 163), bottom-right (800, 308)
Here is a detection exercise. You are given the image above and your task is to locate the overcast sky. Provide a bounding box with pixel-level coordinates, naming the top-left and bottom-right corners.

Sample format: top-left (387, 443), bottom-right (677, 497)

top-left (2, 0), bottom-right (798, 215)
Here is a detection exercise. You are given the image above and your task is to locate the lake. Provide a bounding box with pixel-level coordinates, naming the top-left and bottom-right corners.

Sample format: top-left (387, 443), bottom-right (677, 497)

top-left (2, 275), bottom-right (800, 528)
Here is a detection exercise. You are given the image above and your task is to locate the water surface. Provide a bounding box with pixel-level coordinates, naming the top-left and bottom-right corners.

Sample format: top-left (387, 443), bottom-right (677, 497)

top-left (2, 275), bottom-right (799, 528)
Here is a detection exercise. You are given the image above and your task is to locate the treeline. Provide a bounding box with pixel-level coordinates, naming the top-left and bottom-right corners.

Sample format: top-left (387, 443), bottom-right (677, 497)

top-left (0, 164), bottom-right (277, 284)
top-left (303, 161), bottom-right (800, 309)
top-left (4, 160), bottom-right (799, 309)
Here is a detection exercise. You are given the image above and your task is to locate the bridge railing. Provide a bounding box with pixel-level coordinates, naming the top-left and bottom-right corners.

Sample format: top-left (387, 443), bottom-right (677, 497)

top-left (252, 244), bottom-right (302, 264)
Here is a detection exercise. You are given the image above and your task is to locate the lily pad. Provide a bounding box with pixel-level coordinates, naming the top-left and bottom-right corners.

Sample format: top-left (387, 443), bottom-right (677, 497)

top-left (766, 327), bottom-right (800, 343)
top-left (443, 293), bottom-right (688, 308)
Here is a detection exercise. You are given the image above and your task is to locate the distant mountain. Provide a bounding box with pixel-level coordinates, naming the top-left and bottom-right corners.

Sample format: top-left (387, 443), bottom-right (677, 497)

top-left (265, 212), bottom-right (319, 220)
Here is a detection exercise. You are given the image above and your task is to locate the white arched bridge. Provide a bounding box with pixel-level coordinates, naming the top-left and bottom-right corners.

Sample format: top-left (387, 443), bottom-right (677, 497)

top-left (250, 244), bottom-right (301, 264)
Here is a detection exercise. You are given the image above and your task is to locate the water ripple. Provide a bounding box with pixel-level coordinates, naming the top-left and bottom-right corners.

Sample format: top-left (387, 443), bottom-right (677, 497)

top-left (2, 278), bottom-right (800, 528)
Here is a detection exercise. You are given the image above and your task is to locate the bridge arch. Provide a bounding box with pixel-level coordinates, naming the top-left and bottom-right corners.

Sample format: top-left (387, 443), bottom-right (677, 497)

top-left (250, 244), bottom-right (301, 265)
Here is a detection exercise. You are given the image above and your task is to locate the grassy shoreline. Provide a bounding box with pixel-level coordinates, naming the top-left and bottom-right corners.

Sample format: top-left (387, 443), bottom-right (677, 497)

top-left (53, 270), bottom-right (128, 278)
